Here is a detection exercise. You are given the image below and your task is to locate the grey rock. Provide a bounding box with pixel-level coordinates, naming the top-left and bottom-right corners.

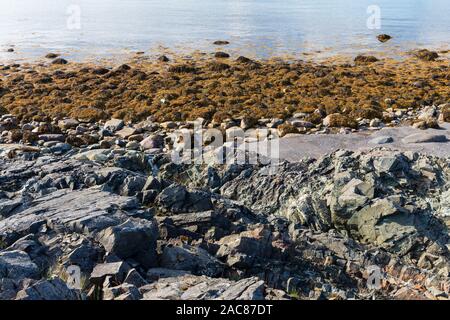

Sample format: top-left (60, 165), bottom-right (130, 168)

top-left (160, 244), bottom-right (224, 277)
top-left (104, 119), bottom-right (124, 132)
top-left (156, 184), bottom-right (214, 214)
top-left (67, 244), bottom-right (101, 272)
top-left (15, 278), bottom-right (79, 300)
top-left (103, 283), bottom-right (142, 300)
top-left (402, 133), bottom-right (448, 144)
top-left (97, 219), bottom-right (158, 268)
top-left (142, 176), bottom-right (162, 192)
top-left (146, 268), bottom-right (192, 282)
top-left (116, 127), bottom-right (137, 139)
top-left (369, 136), bottom-right (394, 144)
top-left (0, 250), bottom-right (40, 280)
top-left (120, 175), bottom-right (146, 196)
top-left (0, 187), bottom-right (139, 244)
top-left (124, 268), bottom-right (148, 288)
top-left (90, 261), bottom-right (130, 285)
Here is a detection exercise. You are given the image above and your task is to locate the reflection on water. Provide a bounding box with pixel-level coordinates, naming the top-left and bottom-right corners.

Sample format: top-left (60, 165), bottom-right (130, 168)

top-left (0, 0), bottom-right (449, 62)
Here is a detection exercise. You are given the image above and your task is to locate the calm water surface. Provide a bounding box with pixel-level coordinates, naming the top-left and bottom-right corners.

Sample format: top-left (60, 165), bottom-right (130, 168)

top-left (0, 0), bottom-right (449, 62)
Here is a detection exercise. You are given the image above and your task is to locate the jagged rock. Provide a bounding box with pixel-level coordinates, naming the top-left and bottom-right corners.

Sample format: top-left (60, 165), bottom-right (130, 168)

top-left (67, 244), bottom-right (101, 272)
top-left (347, 198), bottom-right (418, 252)
top-left (216, 226), bottom-right (273, 269)
top-left (160, 244), bottom-right (224, 277)
top-left (120, 175), bottom-right (146, 196)
top-left (116, 127), bottom-right (137, 139)
top-left (90, 261), bottom-right (130, 285)
top-left (0, 250), bottom-right (39, 280)
top-left (146, 268), bottom-right (192, 281)
top-left (124, 268), bottom-right (147, 288)
top-left (15, 278), bottom-right (79, 300)
top-left (156, 184), bottom-right (213, 213)
top-left (103, 283), bottom-right (142, 300)
top-left (97, 219), bottom-right (158, 268)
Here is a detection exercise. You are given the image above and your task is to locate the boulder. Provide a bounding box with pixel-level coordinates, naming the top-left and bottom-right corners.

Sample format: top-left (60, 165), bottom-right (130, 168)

top-left (141, 275), bottom-right (265, 300)
top-left (140, 134), bottom-right (164, 150)
top-left (104, 119), bottom-right (124, 132)
top-left (0, 187), bottom-right (140, 245)
top-left (216, 226), bottom-right (273, 268)
top-left (90, 261), bottom-right (130, 285)
top-left (369, 136), bottom-right (393, 144)
top-left (0, 250), bottom-right (39, 280)
top-left (97, 219), bottom-right (158, 268)
top-left (160, 244), bottom-right (224, 277)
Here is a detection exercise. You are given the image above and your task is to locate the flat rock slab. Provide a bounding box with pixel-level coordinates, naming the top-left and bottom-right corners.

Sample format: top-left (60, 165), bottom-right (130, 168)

top-left (0, 187), bottom-right (139, 242)
top-left (264, 123), bottom-right (450, 161)
top-left (141, 274), bottom-right (264, 300)
top-left (402, 133), bottom-right (448, 144)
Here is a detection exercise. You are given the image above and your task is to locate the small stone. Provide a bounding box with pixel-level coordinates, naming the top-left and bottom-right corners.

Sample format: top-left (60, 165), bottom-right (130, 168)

top-left (369, 118), bottom-right (381, 127)
top-left (369, 136), bottom-right (394, 144)
top-left (158, 55), bottom-right (170, 62)
top-left (140, 134), bottom-right (164, 149)
top-left (213, 40), bottom-right (230, 45)
top-left (116, 127), bottom-right (137, 139)
top-left (0, 250), bottom-right (39, 280)
top-left (58, 118), bottom-right (79, 130)
top-left (52, 58), bottom-right (68, 65)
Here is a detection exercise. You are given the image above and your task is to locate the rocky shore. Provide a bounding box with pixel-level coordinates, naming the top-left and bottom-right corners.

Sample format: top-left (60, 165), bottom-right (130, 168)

top-left (0, 52), bottom-right (449, 300)
top-left (0, 107), bottom-right (449, 300)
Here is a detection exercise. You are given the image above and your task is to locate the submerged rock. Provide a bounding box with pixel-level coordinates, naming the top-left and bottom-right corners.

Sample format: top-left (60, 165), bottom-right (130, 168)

top-left (377, 34), bottom-right (392, 43)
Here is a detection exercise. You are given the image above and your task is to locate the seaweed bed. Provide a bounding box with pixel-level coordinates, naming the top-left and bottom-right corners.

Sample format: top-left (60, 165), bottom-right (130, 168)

top-left (0, 51), bottom-right (449, 126)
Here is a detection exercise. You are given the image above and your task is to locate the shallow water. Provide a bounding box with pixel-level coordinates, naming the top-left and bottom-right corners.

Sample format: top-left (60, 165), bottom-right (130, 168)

top-left (1, 0), bottom-right (449, 62)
